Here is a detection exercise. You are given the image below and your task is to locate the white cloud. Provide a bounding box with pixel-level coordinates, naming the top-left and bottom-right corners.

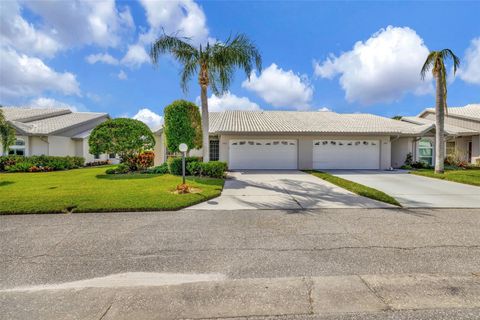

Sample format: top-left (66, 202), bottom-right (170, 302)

top-left (242, 63), bottom-right (314, 110)
top-left (133, 108), bottom-right (163, 131)
top-left (86, 53), bottom-right (119, 65)
top-left (121, 44), bottom-right (150, 67)
top-left (0, 47), bottom-right (80, 100)
top-left (117, 70), bottom-right (128, 80)
top-left (0, 0), bottom-right (61, 57)
top-left (314, 26), bottom-right (432, 105)
top-left (459, 37), bottom-right (480, 85)
top-left (29, 97), bottom-right (78, 111)
top-left (318, 107), bottom-right (331, 112)
top-left (22, 0), bottom-right (134, 49)
top-left (196, 92), bottom-right (261, 112)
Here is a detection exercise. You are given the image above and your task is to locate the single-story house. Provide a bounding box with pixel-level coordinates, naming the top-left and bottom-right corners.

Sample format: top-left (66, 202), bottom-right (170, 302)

top-left (154, 104), bottom-right (480, 170)
top-left (1, 107), bottom-right (118, 163)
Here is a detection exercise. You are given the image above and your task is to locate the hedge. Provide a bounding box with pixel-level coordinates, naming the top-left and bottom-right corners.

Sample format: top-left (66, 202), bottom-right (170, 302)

top-left (168, 156), bottom-right (227, 178)
top-left (0, 155), bottom-right (84, 172)
top-left (168, 156), bottom-right (201, 176)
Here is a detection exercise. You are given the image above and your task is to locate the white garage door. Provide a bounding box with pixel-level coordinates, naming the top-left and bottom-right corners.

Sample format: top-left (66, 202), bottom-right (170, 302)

top-left (313, 140), bottom-right (380, 169)
top-left (229, 139), bottom-right (298, 169)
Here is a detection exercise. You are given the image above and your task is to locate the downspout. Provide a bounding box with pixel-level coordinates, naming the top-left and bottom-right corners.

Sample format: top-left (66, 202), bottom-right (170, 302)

top-left (40, 136), bottom-right (49, 155)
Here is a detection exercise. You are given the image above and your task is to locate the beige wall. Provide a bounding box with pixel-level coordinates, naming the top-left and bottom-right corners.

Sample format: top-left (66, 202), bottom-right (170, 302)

top-left (391, 137), bottom-right (414, 168)
top-left (153, 134), bottom-right (165, 166)
top-left (29, 136), bottom-right (48, 155)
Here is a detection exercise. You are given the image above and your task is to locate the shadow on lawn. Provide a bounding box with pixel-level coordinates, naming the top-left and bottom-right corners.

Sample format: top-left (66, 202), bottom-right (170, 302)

top-left (96, 174), bottom-right (158, 180)
top-left (0, 181), bottom-right (15, 187)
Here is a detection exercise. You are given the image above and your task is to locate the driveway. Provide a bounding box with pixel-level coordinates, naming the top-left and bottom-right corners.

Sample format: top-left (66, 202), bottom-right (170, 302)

top-left (328, 170), bottom-right (480, 208)
top-left (188, 170), bottom-right (391, 210)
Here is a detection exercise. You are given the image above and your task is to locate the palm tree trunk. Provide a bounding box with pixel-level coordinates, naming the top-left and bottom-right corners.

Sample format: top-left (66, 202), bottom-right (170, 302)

top-left (200, 84), bottom-right (209, 163)
top-left (434, 72), bottom-right (445, 174)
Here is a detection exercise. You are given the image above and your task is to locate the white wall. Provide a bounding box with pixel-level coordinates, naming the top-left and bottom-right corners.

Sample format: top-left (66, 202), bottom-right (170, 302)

top-left (391, 137), bottom-right (414, 168)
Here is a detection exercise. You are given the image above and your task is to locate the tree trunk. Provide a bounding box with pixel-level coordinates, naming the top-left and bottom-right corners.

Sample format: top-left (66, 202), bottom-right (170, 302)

top-left (434, 71), bottom-right (445, 174)
top-left (200, 84), bottom-right (209, 163)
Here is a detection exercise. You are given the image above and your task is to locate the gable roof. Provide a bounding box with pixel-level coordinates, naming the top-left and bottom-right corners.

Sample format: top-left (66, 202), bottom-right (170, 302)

top-left (2, 107), bottom-right (108, 136)
top-left (419, 104), bottom-right (480, 122)
top-left (401, 116), bottom-right (477, 136)
top-left (208, 110), bottom-right (428, 135)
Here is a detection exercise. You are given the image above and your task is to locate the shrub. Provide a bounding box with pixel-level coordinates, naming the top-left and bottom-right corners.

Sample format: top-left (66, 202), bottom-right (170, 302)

top-left (186, 161), bottom-right (203, 176)
top-left (5, 162), bottom-right (33, 172)
top-left (145, 163), bottom-right (169, 174)
top-left (0, 155), bottom-right (85, 172)
top-left (85, 160), bottom-right (110, 167)
top-left (411, 161), bottom-right (431, 169)
top-left (202, 161), bottom-right (228, 178)
top-left (404, 152), bottom-right (413, 166)
top-left (105, 163), bottom-right (130, 174)
top-left (168, 156), bottom-right (200, 175)
top-left (124, 151), bottom-right (155, 171)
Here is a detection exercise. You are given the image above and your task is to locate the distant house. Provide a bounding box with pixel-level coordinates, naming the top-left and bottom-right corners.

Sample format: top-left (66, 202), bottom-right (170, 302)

top-left (1, 107), bottom-right (118, 163)
top-left (154, 104), bottom-right (480, 170)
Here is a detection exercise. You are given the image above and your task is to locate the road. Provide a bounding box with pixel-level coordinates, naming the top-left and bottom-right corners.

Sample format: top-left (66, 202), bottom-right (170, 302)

top-left (1, 208), bottom-right (479, 319)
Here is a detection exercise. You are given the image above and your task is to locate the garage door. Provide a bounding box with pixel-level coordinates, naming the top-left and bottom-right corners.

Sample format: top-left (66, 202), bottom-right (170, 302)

top-left (313, 140), bottom-right (380, 169)
top-left (229, 139), bottom-right (297, 169)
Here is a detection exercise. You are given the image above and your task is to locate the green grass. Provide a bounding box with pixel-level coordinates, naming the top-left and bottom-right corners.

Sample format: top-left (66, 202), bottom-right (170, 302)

top-left (410, 168), bottom-right (480, 186)
top-left (0, 166), bottom-right (224, 214)
top-left (304, 170), bottom-right (401, 207)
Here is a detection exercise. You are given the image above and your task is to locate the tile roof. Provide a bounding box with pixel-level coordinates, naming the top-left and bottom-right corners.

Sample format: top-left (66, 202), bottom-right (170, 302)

top-left (401, 116), bottom-right (477, 136)
top-left (2, 107), bottom-right (108, 136)
top-left (420, 104), bottom-right (480, 121)
top-left (208, 110), bottom-right (428, 135)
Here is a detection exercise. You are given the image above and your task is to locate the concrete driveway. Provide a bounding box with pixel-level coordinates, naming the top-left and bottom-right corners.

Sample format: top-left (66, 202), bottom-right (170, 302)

top-left (329, 170), bottom-right (480, 208)
top-left (189, 170), bottom-right (391, 210)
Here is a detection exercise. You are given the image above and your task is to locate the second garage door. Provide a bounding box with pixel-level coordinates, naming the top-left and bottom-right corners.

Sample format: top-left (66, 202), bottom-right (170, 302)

top-left (313, 139), bottom-right (380, 169)
top-left (229, 139), bottom-right (297, 170)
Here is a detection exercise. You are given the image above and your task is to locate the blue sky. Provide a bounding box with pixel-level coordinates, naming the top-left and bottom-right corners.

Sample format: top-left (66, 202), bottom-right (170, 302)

top-left (1, 0), bottom-right (479, 129)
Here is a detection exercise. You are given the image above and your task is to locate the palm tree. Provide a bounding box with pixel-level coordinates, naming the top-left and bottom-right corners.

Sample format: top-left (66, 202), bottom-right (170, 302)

top-left (150, 34), bottom-right (261, 162)
top-left (0, 107), bottom-right (15, 155)
top-left (421, 49), bottom-right (460, 174)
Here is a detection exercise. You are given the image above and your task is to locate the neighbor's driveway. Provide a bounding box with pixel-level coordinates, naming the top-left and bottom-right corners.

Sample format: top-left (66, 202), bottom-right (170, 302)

top-left (189, 170), bottom-right (390, 210)
top-left (328, 170), bottom-right (480, 208)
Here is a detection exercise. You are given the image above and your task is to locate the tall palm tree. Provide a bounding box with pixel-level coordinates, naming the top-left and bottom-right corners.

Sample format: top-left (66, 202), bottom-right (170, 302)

top-left (150, 34), bottom-right (261, 162)
top-left (421, 49), bottom-right (460, 174)
top-left (0, 107), bottom-right (15, 155)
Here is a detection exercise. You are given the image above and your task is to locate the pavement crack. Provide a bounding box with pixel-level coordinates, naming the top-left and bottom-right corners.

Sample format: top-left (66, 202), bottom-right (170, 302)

top-left (357, 275), bottom-right (392, 311)
top-left (303, 276), bottom-right (314, 314)
top-left (99, 302), bottom-right (113, 320)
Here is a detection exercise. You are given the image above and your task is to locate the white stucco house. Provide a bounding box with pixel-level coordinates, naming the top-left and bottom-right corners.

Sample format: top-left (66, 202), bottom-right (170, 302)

top-left (154, 104), bottom-right (480, 170)
top-left (1, 107), bottom-right (118, 163)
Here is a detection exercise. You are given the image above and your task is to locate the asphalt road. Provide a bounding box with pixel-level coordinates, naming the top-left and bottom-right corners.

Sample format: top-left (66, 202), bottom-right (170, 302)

top-left (1, 208), bottom-right (480, 319)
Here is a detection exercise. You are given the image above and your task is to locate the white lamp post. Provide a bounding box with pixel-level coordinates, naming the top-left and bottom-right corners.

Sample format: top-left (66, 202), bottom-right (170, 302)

top-left (179, 143), bottom-right (188, 185)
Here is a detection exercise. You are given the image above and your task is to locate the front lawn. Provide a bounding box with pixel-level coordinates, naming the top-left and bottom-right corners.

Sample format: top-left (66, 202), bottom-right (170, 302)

top-left (304, 170), bottom-right (401, 206)
top-left (0, 166), bottom-right (224, 214)
top-left (410, 169), bottom-right (480, 186)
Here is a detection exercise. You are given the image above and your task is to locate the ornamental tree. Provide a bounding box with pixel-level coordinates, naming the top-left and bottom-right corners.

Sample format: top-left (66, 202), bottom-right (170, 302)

top-left (163, 100), bottom-right (202, 154)
top-left (0, 107), bottom-right (15, 155)
top-left (88, 118), bottom-right (155, 163)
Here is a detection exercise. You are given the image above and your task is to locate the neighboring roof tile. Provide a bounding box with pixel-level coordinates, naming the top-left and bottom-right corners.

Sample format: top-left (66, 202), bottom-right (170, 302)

top-left (1, 107), bottom-right (71, 122)
top-left (420, 104), bottom-right (480, 121)
top-left (208, 110), bottom-right (427, 135)
top-left (401, 116), bottom-right (478, 135)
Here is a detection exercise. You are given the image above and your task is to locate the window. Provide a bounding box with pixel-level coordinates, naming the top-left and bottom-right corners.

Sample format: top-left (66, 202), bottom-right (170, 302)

top-left (109, 153), bottom-right (116, 159)
top-left (418, 139), bottom-right (433, 165)
top-left (446, 141), bottom-right (455, 156)
top-left (322, 141), bottom-right (328, 145)
top-left (8, 138), bottom-right (26, 156)
top-left (94, 154), bottom-right (100, 160)
top-left (209, 139), bottom-right (219, 161)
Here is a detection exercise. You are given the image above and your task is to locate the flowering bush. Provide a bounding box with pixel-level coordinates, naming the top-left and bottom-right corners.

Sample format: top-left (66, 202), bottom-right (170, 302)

top-left (124, 151), bottom-right (155, 171)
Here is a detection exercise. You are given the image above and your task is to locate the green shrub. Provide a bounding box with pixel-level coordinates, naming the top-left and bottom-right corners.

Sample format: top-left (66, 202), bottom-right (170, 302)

top-left (202, 161), bottom-right (227, 178)
top-left (6, 162), bottom-right (33, 172)
top-left (0, 155), bottom-right (84, 172)
top-left (105, 163), bottom-right (130, 174)
top-left (0, 155), bottom-right (23, 171)
top-left (145, 163), bottom-right (169, 174)
top-left (186, 161), bottom-right (203, 176)
top-left (168, 156), bottom-right (200, 175)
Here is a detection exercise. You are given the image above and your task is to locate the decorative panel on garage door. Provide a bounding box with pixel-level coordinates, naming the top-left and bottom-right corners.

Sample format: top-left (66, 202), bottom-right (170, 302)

top-left (229, 139), bottom-right (298, 170)
top-left (313, 140), bottom-right (380, 169)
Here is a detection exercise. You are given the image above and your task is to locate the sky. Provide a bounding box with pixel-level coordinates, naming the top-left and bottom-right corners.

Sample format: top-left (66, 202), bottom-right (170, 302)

top-left (1, 0), bottom-right (479, 130)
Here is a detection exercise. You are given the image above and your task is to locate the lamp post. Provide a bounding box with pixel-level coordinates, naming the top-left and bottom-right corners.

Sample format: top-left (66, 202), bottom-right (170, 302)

top-left (179, 143), bottom-right (188, 185)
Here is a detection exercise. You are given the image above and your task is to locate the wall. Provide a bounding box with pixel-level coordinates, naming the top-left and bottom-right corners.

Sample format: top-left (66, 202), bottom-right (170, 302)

top-left (472, 135), bottom-right (480, 163)
top-left (153, 134), bottom-right (165, 166)
top-left (29, 136), bottom-right (48, 155)
top-left (423, 112), bottom-right (480, 131)
top-left (219, 134), bottom-right (392, 170)
top-left (391, 137), bottom-right (414, 168)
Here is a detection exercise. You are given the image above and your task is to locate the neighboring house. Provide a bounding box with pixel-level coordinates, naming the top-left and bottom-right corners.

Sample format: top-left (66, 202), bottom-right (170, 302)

top-left (401, 104), bottom-right (480, 166)
top-left (1, 107), bottom-right (119, 164)
top-left (154, 109), bottom-right (458, 170)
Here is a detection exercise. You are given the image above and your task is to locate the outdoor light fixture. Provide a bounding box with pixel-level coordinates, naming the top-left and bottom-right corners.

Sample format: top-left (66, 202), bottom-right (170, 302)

top-left (179, 143), bottom-right (188, 184)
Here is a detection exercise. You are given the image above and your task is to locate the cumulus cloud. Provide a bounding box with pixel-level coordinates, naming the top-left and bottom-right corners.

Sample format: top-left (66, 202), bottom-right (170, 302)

top-left (121, 44), bottom-right (150, 67)
top-left (117, 70), bottom-right (128, 80)
top-left (22, 0), bottom-right (134, 49)
top-left (133, 108), bottom-right (163, 131)
top-left (242, 64), bottom-right (313, 110)
top-left (86, 53), bottom-right (119, 65)
top-left (0, 0), bottom-right (61, 57)
top-left (196, 92), bottom-right (261, 112)
top-left (314, 26), bottom-right (432, 105)
top-left (29, 97), bottom-right (79, 111)
top-left (0, 47), bottom-right (80, 101)
top-left (318, 107), bottom-right (331, 112)
top-left (458, 37), bottom-right (480, 85)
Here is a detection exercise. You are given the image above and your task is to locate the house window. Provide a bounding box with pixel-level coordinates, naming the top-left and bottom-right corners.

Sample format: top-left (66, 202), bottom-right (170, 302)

top-left (94, 154), bottom-right (100, 160)
top-left (209, 139), bottom-right (219, 161)
top-left (418, 139), bottom-right (433, 165)
top-left (109, 153), bottom-right (116, 159)
top-left (8, 138), bottom-right (26, 156)
top-left (446, 141), bottom-right (455, 156)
